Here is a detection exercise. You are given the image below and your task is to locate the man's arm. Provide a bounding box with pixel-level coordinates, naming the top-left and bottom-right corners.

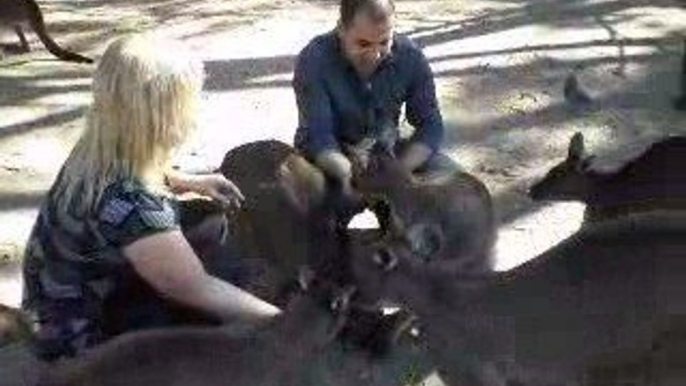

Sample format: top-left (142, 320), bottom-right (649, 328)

top-left (293, 48), bottom-right (339, 162)
top-left (402, 46), bottom-right (445, 171)
top-left (399, 142), bottom-right (433, 172)
top-left (292, 48), bottom-right (356, 187)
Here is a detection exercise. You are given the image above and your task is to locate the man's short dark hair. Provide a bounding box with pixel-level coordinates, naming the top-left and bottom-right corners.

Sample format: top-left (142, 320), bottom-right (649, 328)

top-left (339, 0), bottom-right (395, 29)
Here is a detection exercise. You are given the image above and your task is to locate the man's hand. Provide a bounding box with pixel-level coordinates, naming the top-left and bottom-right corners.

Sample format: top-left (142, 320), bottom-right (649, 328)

top-left (343, 138), bottom-right (376, 176)
top-left (166, 170), bottom-right (245, 210)
top-left (314, 150), bottom-right (364, 210)
top-left (399, 142), bottom-right (432, 172)
top-left (314, 150), bottom-right (353, 182)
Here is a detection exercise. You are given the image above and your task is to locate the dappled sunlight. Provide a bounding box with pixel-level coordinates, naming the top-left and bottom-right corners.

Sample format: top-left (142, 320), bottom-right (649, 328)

top-left (195, 87), bottom-right (298, 167)
top-left (495, 202), bottom-right (585, 271)
top-left (245, 72), bottom-right (293, 87)
top-left (198, 9), bottom-right (334, 59)
top-left (0, 260), bottom-right (22, 308)
top-left (348, 209), bottom-right (381, 230)
top-left (21, 138), bottom-right (72, 172)
top-left (0, 0), bottom-right (683, 328)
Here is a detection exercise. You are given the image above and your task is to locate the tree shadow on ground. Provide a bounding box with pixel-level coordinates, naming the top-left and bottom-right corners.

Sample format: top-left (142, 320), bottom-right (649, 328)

top-left (0, 0), bottom-right (683, 230)
top-left (404, 0), bottom-right (682, 49)
top-left (204, 55), bottom-right (295, 91)
top-left (0, 106), bottom-right (87, 140)
top-left (438, 41), bottom-right (684, 223)
top-left (0, 192), bottom-right (45, 212)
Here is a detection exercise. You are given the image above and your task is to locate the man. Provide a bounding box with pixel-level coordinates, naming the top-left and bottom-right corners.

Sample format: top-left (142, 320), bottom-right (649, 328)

top-left (293, 0), bottom-right (459, 199)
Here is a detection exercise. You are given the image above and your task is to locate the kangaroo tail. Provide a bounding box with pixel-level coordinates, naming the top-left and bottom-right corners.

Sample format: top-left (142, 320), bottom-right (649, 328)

top-left (24, 0), bottom-right (93, 64)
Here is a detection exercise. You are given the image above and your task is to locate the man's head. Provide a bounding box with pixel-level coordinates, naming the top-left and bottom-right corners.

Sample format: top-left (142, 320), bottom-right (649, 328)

top-left (337, 0), bottom-right (395, 78)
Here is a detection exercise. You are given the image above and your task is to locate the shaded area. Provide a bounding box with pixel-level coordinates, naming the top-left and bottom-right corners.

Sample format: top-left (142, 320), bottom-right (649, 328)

top-left (428, 36), bottom-right (680, 64)
top-left (0, 192), bottom-right (45, 212)
top-left (406, 0), bottom-right (682, 49)
top-left (0, 70), bottom-right (91, 103)
top-left (204, 55), bottom-right (295, 91)
top-left (0, 0), bottom-right (683, 262)
top-left (0, 106), bottom-right (86, 140)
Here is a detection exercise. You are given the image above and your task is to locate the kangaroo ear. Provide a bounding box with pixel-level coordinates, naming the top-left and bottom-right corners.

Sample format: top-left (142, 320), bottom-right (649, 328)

top-left (278, 155), bottom-right (327, 216)
top-left (567, 132), bottom-right (585, 163)
top-left (297, 266), bottom-right (317, 291)
top-left (330, 285), bottom-right (356, 313)
top-left (406, 223), bottom-right (444, 260)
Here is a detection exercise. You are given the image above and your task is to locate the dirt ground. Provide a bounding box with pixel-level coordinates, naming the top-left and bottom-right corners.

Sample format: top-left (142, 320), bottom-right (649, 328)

top-left (0, 0), bottom-right (685, 305)
top-left (0, 0), bottom-right (684, 384)
top-left (0, 0), bottom-right (684, 298)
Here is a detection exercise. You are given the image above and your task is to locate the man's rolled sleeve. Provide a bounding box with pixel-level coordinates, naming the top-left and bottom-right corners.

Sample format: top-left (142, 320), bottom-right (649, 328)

top-left (293, 51), bottom-right (339, 159)
top-left (405, 49), bottom-right (444, 153)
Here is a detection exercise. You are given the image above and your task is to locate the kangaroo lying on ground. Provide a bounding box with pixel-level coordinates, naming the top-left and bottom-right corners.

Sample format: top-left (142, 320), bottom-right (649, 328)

top-left (352, 211), bottom-right (686, 386)
top-left (38, 270), bottom-right (354, 386)
top-left (529, 132), bottom-right (686, 223)
top-left (0, 0), bottom-right (92, 63)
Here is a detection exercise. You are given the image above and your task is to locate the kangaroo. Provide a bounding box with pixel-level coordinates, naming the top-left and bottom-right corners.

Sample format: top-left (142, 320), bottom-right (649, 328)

top-left (529, 132), bottom-right (686, 223)
top-left (219, 140), bottom-right (409, 357)
top-left (38, 270), bottom-right (355, 386)
top-left (0, 0), bottom-right (92, 63)
top-left (354, 144), bottom-right (496, 274)
top-left (351, 211), bottom-right (686, 386)
top-left (218, 140), bottom-right (347, 305)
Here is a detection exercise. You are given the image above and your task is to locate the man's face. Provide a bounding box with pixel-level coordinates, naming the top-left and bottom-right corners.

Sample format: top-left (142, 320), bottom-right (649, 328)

top-left (339, 12), bottom-right (394, 78)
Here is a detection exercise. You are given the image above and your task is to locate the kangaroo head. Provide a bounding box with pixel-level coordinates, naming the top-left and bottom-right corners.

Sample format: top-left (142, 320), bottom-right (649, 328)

top-left (280, 266), bottom-right (356, 342)
top-left (350, 223), bottom-right (490, 310)
top-left (529, 132), bottom-right (595, 201)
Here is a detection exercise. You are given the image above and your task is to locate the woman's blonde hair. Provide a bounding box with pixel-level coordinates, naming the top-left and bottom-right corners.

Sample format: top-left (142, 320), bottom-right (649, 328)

top-left (56, 33), bottom-right (204, 213)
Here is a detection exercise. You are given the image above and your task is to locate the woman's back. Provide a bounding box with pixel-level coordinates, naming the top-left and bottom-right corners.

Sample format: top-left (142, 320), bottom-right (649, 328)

top-left (23, 176), bottom-right (180, 360)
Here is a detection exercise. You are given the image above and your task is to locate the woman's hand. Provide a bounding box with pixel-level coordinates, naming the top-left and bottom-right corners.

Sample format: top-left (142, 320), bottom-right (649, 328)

top-left (166, 170), bottom-right (245, 210)
top-left (190, 174), bottom-right (245, 210)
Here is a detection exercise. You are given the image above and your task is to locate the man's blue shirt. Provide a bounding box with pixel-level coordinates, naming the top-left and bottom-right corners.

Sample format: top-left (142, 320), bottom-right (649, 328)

top-left (292, 31), bottom-right (444, 159)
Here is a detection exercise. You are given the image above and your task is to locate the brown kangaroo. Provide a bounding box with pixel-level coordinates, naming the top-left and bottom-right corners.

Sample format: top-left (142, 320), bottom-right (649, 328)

top-left (0, 0), bottom-right (92, 63)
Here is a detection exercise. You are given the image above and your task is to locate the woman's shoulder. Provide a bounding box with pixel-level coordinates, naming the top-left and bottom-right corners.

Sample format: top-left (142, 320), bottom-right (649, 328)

top-left (102, 179), bottom-right (171, 205)
top-left (98, 179), bottom-right (179, 235)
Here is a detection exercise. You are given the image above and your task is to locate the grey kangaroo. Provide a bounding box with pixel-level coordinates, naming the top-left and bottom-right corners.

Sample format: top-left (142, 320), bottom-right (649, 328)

top-left (529, 132), bottom-right (686, 223)
top-left (0, 0), bottom-right (92, 63)
top-left (352, 211), bottom-right (686, 386)
top-left (37, 270), bottom-right (355, 386)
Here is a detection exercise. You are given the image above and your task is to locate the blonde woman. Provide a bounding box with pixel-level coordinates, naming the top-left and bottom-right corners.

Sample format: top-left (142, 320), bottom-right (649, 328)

top-left (21, 33), bottom-right (280, 361)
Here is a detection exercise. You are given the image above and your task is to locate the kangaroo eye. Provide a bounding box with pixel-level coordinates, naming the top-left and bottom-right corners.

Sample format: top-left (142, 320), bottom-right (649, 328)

top-left (372, 248), bottom-right (398, 271)
top-left (407, 224), bottom-right (443, 260)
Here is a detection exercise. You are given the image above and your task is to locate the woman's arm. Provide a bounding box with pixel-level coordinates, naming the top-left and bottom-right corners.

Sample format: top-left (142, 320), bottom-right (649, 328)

top-left (123, 229), bottom-right (280, 323)
top-left (165, 169), bottom-right (244, 209)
